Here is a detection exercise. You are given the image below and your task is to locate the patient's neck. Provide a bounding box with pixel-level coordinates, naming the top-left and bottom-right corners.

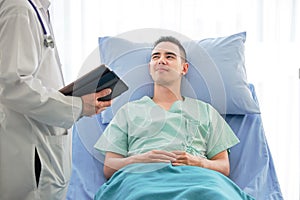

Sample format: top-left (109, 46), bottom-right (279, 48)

top-left (152, 84), bottom-right (183, 110)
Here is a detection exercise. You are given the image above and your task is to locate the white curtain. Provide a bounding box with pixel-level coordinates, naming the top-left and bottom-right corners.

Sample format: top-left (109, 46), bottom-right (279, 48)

top-left (50, 0), bottom-right (299, 199)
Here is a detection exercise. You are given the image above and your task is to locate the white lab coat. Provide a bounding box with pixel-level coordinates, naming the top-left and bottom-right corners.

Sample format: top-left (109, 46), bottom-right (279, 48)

top-left (0, 0), bottom-right (82, 199)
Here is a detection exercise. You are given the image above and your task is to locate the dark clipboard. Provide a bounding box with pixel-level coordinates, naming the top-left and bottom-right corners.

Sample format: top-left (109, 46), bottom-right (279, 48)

top-left (59, 64), bottom-right (129, 101)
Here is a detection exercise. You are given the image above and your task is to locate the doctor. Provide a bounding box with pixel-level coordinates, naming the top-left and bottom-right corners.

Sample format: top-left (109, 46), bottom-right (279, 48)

top-left (0, 0), bottom-right (111, 199)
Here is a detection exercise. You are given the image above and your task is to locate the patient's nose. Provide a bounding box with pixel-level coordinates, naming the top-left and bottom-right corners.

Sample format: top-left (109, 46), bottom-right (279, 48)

top-left (158, 56), bottom-right (167, 65)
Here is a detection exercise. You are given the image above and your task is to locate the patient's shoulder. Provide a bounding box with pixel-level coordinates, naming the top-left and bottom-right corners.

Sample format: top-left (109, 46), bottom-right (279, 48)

top-left (117, 96), bottom-right (152, 115)
top-left (127, 96), bottom-right (152, 105)
top-left (184, 97), bottom-right (221, 114)
top-left (184, 96), bottom-right (210, 107)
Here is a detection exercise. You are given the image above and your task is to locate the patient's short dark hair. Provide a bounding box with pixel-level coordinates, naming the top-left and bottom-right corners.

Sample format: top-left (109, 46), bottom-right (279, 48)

top-left (153, 36), bottom-right (187, 62)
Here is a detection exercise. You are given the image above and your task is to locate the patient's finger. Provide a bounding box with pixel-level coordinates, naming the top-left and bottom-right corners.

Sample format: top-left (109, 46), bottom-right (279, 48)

top-left (171, 162), bottom-right (185, 166)
top-left (152, 150), bottom-right (177, 157)
top-left (142, 150), bottom-right (177, 162)
top-left (174, 154), bottom-right (188, 161)
top-left (171, 155), bottom-right (189, 165)
top-left (171, 150), bottom-right (186, 155)
top-left (153, 150), bottom-right (177, 161)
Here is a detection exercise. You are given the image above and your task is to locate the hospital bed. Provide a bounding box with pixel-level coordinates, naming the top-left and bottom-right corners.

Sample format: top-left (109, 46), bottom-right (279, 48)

top-left (66, 31), bottom-right (283, 200)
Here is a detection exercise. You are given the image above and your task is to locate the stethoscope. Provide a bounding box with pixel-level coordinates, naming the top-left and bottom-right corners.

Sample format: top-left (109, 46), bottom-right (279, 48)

top-left (27, 0), bottom-right (54, 48)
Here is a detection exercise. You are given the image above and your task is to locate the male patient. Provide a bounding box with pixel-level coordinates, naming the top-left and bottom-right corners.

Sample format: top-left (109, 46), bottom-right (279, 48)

top-left (94, 36), bottom-right (254, 199)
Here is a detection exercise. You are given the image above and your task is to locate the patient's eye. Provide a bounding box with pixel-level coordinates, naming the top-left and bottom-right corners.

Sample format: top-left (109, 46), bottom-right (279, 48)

top-left (165, 52), bottom-right (177, 60)
top-left (166, 55), bottom-right (176, 59)
top-left (151, 55), bottom-right (160, 60)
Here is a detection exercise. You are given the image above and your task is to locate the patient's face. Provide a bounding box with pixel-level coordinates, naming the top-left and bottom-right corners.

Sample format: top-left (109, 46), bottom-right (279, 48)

top-left (149, 42), bottom-right (187, 86)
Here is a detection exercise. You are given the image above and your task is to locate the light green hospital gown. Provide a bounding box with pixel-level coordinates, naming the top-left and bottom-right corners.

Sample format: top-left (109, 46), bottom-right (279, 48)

top-left (94, 96), bottom-right (239, 159)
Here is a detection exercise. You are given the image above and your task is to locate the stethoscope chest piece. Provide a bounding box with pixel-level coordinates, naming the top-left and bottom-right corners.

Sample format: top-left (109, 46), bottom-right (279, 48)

top-left (28, 0), bottom-right (55, 49)
top-left (44, 35), bottom-right (54, 48)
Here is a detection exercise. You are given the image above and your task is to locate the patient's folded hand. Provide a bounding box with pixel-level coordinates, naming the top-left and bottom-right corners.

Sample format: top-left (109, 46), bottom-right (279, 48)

top-left (133, 150), bottom-right (177, 163)
top-left (171, 150), bottom-right (205, 167)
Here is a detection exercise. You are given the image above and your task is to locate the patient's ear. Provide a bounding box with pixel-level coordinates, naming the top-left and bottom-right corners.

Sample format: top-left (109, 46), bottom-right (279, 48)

top-left (182, 62), bottom-right (189, 75)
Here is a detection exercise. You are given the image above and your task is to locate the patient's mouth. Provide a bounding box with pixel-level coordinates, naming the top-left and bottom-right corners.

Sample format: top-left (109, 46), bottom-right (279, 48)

top-left (156, 67), bottom-right (168, 72)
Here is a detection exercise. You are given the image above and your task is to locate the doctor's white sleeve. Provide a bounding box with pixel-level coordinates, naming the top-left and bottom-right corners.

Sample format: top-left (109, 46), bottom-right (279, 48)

top-left (0, 4), bottom-right (82, 129)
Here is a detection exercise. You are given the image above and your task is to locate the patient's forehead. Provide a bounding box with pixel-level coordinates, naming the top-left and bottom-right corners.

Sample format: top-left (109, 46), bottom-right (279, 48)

top-left (152, 42), bottom-right (181, 55)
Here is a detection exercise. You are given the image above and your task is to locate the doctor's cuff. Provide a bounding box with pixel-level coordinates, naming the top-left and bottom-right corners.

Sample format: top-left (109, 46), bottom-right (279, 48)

top-left (72, 96), bottom-right (84, 122)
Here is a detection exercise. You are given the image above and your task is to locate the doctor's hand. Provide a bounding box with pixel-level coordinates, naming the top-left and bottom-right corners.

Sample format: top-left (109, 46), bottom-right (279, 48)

top-left (80, 88), bottom-right (112, 116)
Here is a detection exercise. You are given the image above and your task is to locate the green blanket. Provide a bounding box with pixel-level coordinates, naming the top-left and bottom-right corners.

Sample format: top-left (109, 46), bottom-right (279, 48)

top-left (94, 163), bottom-right (255, 200)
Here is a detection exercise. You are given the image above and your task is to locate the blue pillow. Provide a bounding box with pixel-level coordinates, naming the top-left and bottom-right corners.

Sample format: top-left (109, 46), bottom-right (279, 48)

top-left (99, 32), bottom-right (260, 124)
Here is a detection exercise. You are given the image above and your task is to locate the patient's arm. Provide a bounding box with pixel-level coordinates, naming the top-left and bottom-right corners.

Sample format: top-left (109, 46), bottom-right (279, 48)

top-left (103, 150), bottom-right (177, 179)
top-left (171, 150), bottom-right (230, 176)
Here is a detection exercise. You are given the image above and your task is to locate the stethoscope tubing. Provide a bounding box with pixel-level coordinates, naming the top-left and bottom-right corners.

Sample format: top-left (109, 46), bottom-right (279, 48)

top-left (27, 0), bottom-right (47, 35)
top-left (27, 0), bottom-right (54, 48)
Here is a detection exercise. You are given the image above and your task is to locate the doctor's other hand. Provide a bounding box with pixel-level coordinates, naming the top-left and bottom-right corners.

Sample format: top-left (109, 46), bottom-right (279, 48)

top-left (80, 88), bottom-right (112, 116)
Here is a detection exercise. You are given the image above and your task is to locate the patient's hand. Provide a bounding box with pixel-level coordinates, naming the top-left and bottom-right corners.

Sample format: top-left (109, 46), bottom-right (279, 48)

top-left (103, 150), bottom-right (177, 179)
top-left (171, 151), bottom-right (205, 167)
top-left (171, 150), bottom-right (230, 176)
top-left (132, 150), bottom-right (177, 163)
